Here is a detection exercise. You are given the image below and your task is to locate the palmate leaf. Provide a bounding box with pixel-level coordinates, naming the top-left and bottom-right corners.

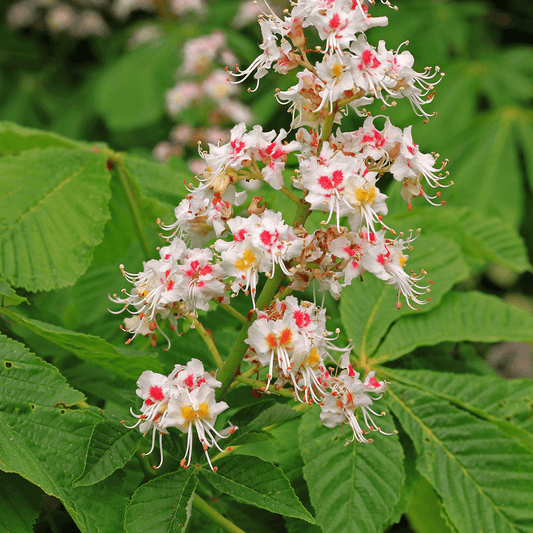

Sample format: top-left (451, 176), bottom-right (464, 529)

top-left (94, 38), bottom-right (179, 131)
top-left (0, 276), bottom-right (27, 307)
top-left (298, 408), bottom-right (404, 533)
top-left (0, 334), bottom-right (130, 533)
top-left (0, 471), bottom-right (43, 533)
top-left (74, 414), bottom-right (142, 488)
top-left (201, 454), bottom-right (314, 523)
top-left (371, 291), bottom-right (533, 365)
top-left (384, 206), bottom-right (532, 274)
top-left (447, 109), bottom-right (524, 228)
top-left (0, 120), bottom-right (80, 155)
top-left (386, 369), bottom-right (533, 454)
top-left (125, 468), bottom-right (198, 533)
top-left (0, 147), bottom-right (112, 291)
top-left (387, 382), bottom-right (533, 533)
top-left (0, 306), bottom-right (163, 379)
top-left (514, 110), bottom-right (533, 188)
top-left (340, 234), bottom-right (469, 362)
top-left (272, 418), bottom-right (322, 533)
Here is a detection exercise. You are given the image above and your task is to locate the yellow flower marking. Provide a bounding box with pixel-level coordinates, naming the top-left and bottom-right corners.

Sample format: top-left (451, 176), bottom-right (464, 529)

top-left (307, 347), bottom-right (321, 369)
top-left (181, 402), bottom-right (210, 422)
top-left (235, 248), bottom-right (257, 271)
top-left (355, 186), bottom-right (376, 204)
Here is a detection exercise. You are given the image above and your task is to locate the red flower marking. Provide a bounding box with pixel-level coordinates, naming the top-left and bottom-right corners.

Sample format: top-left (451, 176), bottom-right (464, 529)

top-left (293, 310), bottom-right (311, 328)
top-left (367, 376), bottom-right (381, 388)
top-left (149, 386), bottom-right (165, 402)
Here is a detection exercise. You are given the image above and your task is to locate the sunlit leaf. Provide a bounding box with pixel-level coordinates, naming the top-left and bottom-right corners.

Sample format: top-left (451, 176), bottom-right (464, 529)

top-left (0, 147), bottom-right (112, 291)
top-left (299, 409), bottom-right (404, 533)
top-left (372, 291), bottom-right (533, 364)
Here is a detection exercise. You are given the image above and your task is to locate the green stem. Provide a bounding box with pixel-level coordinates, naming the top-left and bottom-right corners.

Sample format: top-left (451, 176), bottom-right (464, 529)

top-left (273, 285), bottom-right (293, 301)
top-left (217, 302), bottom-right (247, 325)
top-left (337, 91), bottom-right (367, 109)
top-left (45, 508), bottom-right (61, 533)
top-left (192, 494), bottom-right (247, 533)
top-left (210, 444), bottom-right (244, 464)
top-left (234, 375), bottom-right (295, 398)
top-left (113, 159), bottom-right (152, 259)
top-left (227, 364), bottom-right (262, 391)
top-left (317, 105), bottom-right (338, 156)
top-left (186, 315), bottom-right (224, 369)
top-left (136, 451), bottom-right (157, 479)
top-left (215, 200), bottom-right (312, 401)
top-left (280, 185), bottom-right (302, 205)
top-left (214, 267), bottom-right (284, 401)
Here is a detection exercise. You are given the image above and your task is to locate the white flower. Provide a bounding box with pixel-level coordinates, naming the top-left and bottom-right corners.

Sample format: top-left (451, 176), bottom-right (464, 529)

top-left (125, 362), bottom-right (234, 471)
top-left (168, 383), bottom-right (230, 470)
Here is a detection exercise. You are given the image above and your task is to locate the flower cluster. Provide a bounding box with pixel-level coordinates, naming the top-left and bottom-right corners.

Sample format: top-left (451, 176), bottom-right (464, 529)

top-left (154, 31), bottom-right (254, 167)
top-left (118, 0), bottom-right (449, 469)
top-left (320, 354), bottom-right (396, 445)
top-left (123, 359), bottom-right (235, 470)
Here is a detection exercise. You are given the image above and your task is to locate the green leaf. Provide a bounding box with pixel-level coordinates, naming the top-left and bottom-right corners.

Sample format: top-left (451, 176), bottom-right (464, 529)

top-left (0, 276), bottom-right (27, 307)
top-left (122, 154), bottom-right (187, 210)
top-left (0, 147), bottom-right (112, 291)
top-left (0, 306), bottom-right (163, 379)
top-left (125, 468), bottom-right (198, 533)
top-left (0, 121), bottom-right (79, 155)
top-left (74, 415), bottom-right (142, 487)
top-left (448, 110), bottom-right (524, 228)
top-left (372, 291), bottom-right (533, 364)
top-left (340, 235), bottom-right (469, 362)
top-left (387, 383), bottom-right (533, 533)
top-left (0, 471), bottom-right (42, 533)
top-left (272, 418), bottom-right (322, 533)
top-left (386, 369), bottom-right (533, 454)
top-left (406, 477), bottom-right (455, 533)
top-left (201, 454), bottom-right (314, 523)
top-left (94, 39), bottom-right (179, 131)
top-left (386, 206), bottom-right (532, 274)
top-left (514, 111), bottom-right (533, 190)
top-left (298, 408), bottom-right (404, 533)
top-left (0, 334), bottom-right (131, 533)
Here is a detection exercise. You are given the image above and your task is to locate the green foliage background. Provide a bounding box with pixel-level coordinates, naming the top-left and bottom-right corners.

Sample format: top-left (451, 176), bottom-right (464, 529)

top-left (0, 1), bottom-right (532, 532)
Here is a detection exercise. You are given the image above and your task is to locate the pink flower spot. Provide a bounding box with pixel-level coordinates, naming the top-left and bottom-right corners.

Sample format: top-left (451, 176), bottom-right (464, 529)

top-left (318, 175), bottom-right (334, 190)
top-left (260, 230), bottom-right (274, 246)
top-left (377, 253), bottom-right (385, 265)
top-left (235, 229), bottom-right (247, 242)
top-left (328, 13), bottom-right (341, 30)
top-left (149, 386), bottom-right (165, 402)
top-left (199, 265), bottom-right (212, 276)
top-left (332, 169), bottom-right (344, 187)
top-left (362, 49), bottom-right (373, 66)
top-left (230, 139), bottom-right (245, 153)
top-left (343, 246), bottom-right (356, 257)
top-left (368, 376), bottom-right (381, 388)
top-left (294, 310), bottom-right (311, 328)
top-left (184, 374), bottom-right (195, 388)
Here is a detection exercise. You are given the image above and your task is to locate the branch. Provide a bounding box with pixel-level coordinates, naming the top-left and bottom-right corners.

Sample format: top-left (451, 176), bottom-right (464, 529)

top-left (186, 315), bottom-right (224, 369)
top-left (192, 494), bottom-right (246, 533)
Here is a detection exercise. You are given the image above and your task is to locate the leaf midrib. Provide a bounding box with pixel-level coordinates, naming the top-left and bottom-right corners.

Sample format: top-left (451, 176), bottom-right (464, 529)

top-left (388, 387), bottom-right (521, 533)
